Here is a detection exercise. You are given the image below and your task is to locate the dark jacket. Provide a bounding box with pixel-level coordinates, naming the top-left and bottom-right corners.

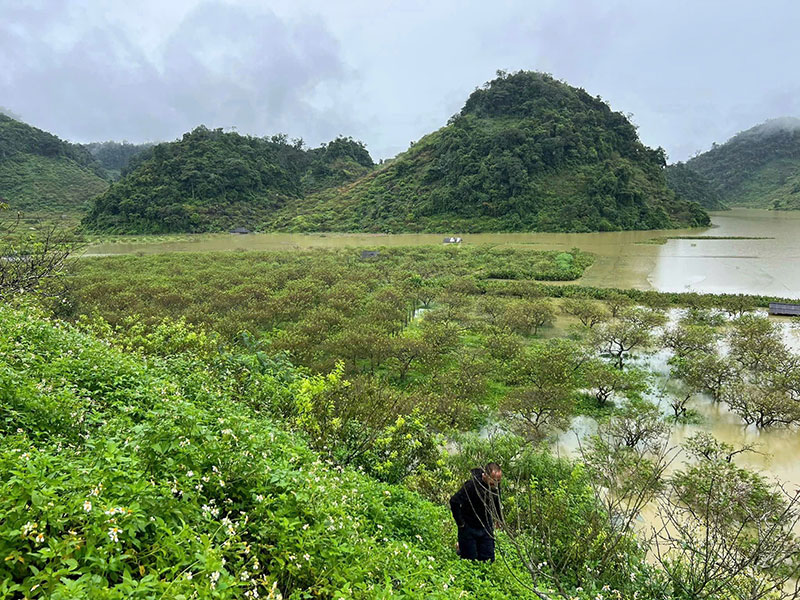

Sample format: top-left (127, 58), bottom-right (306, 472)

top-left (449, 468), bottom-right (502, 531)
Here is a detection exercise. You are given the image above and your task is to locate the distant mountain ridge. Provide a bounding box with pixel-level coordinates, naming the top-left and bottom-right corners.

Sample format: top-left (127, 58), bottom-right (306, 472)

top-left (685, 117), bottom-right (800, 209)
top-left (264, 71), bottom-right (709, 233)
top-left (0, 114), bottom-right (109, 214)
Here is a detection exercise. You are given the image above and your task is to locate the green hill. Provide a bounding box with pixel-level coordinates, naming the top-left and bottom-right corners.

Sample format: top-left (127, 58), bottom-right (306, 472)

top-left (685, 117), bottom-right (800, 209)
top-left (665, 162), bottom-right (727, 210)
top-left (83, 128), bottom-right (374, 233)
top-left (0, 114), bottom-right (109, 215)
top-left (266, 71), bottom-right (709, 233)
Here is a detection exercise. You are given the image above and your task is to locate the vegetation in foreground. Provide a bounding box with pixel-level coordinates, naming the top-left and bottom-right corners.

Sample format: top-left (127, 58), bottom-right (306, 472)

top-left (5, 228), bottom-right (800, 599)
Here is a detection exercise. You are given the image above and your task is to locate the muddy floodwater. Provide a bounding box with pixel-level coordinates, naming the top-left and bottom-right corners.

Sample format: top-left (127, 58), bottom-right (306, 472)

top-left (85, 209), bottom-right (800, 298)
top-left (85, 210), bottom-right (800, 490)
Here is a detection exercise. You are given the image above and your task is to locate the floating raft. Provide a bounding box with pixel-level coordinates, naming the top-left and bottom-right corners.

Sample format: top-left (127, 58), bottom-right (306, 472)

top-left (769, 302), bottom-right (800, 316)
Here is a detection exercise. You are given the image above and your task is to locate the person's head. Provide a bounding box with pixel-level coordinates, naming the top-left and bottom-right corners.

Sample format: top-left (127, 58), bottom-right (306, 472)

top-left (482, 462), bottom-right (502, 488)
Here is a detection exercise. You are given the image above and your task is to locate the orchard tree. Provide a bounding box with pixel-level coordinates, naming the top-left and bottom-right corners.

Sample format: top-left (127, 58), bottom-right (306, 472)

top-left (654, 437), bottom-right (800, 600)
top-left (592, 307), bottom-right (667, 369)
top-left (560, 297), bottom-right (611, 328)
top-left (662, 323), bottom-right (721, 357)
top-left (500, 298), bottom-right (555, 336)
top-left (580, 359), bottom-right (649, 407)
top-left (670, 351), bottom-right (738, 402)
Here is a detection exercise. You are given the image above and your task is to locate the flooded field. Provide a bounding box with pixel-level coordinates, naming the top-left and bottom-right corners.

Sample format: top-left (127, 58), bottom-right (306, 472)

top-left (84, 209), bottom-right (800, 298)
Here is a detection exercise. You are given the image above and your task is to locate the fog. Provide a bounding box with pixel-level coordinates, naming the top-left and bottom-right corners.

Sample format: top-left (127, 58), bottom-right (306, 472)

top-left (2, 0), bottom-right (800, 161)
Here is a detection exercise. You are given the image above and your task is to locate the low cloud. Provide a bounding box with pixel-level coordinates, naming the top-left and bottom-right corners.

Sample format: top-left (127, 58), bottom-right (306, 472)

top-left (0, 1), bottom-right (356, 146)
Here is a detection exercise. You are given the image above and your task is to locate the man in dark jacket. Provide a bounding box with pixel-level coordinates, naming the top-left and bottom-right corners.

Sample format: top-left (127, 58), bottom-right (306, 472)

top-left (449, 463), bottom-right (503, 561)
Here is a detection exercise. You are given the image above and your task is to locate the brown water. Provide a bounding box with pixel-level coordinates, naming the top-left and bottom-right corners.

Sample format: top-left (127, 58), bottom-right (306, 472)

top-left (83, 209), bottom-right (800, 298)
top-left (556, 312), bottom-right (800, 507)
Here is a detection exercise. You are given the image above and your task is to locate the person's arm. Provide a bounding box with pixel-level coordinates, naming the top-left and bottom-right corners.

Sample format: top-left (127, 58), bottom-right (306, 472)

top-left (450, 484), bottom-right (466, 528)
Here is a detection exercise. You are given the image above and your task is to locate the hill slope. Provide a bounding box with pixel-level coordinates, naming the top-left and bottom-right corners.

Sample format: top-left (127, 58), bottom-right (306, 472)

top-left (266, 71), bottom-right (709, 233)
top-left (0, 114), bottom-right (109, 215)
top-left (83, 128), bottom-right (374, 233)
top-left (686, 117), bottom-right (800, 209)
top-left (665, 162), bottom-right (727, 210)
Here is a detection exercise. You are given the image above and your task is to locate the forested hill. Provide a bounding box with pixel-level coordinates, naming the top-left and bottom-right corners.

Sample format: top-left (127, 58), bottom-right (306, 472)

top-left (685, 117), bottom-right (800, 209)
top-left (266, 71), bottom-right (710, 233)
top-left (665, 162), bottom-right (727, 210)
top-left (83, 128), bottom-right (375, 233)
top-left (0, 114), bottom-right (109, 215)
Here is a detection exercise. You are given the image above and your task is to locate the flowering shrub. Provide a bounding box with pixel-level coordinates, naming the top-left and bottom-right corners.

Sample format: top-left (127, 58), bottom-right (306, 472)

top-left (0, 304), bottom-right (553, 599)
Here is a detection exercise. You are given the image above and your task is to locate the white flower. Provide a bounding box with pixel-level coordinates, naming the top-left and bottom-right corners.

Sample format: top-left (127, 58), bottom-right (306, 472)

top-left (34, 533), bottom-right (45, 543)
top-left (186, 471), bottom-right (194, 478)
top-left (185, 572), bottom-right (193, 580)
top-left (83, 500), bottom-right (92, 512)
top-left (108, 527), bottom-right (120, 543)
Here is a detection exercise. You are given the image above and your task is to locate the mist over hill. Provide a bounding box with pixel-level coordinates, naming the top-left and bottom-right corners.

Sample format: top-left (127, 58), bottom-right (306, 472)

top-left (685, 117), bottom-right (800, 209)
top-left (265, 71), bottom-right (710, 233)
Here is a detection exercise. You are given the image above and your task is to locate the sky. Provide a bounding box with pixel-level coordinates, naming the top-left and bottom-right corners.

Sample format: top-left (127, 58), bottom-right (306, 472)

top-left (2, 0), bottom-right (800, 162)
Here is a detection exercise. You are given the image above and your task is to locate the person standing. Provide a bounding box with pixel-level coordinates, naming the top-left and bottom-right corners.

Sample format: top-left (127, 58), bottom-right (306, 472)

top-left (449, 462), bottom-right (503, 561)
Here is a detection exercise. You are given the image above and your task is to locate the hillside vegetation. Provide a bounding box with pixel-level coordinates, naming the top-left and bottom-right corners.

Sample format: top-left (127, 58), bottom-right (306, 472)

top-left (0, 302), bottom-right (552, 599)
top-left (266, 71), bottom-right (709, 233)
top-left (665, 162), bottom-right (727, 210)
top-left (83, 129), bottom-right (374, 233)
top-left (685, 117), bottom-right (800, 209)
top-left (0, 114), bottom-right (109, 215)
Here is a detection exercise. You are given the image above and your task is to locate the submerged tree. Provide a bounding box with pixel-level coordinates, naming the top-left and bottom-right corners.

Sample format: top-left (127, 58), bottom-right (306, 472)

top-left (654, 435), bottom-right (800, 599)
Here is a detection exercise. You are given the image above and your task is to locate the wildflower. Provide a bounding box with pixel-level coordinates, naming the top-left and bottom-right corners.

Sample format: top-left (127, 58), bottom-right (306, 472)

top-left (21, 522), bottom-right (36, 536)
top-left (303, 553), bottom-right (310, 561)
top-left (185, 572), bottom-right (193, 580)
top-left (186, 470), bottom-right (194, 478)
top-left (210, 570), bottom-right (220, 589)
top-left (302, 523), bottom-right (309, 530)
top-left (108, 527), bottom-right (120, 543)
top-left (83, 500), bottom-right (92, 512)
top-left (34, 533), bottom-right (45, 543)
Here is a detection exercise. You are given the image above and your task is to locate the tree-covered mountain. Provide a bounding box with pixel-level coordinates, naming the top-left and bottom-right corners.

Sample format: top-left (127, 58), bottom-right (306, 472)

top-left (0, 114), bottom-right (109, 214)
top-left (266, 71), bottom-right (709, 233)
top-left (83, 127), bottom-right (374, 233)
top-left (665, 162), bottom-right (727, 210)
top-left (685, 117), bottom-right (800, 209)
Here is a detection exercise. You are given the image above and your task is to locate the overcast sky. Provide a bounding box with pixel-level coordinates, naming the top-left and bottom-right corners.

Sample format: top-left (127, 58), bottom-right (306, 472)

top-left (2, 0), bottom-right (799, 162)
